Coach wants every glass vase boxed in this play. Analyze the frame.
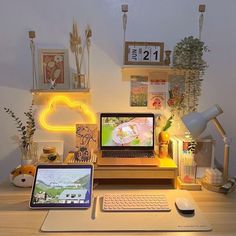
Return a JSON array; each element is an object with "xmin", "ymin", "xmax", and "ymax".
[{"xmin": 20, "ymin": 142, "xmax": 37, "ymax": 166}]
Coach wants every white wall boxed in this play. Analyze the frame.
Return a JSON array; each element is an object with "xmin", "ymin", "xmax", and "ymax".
[{"xmin": 0, "ymin": 0, "xmax": 236, "ymax": 181}]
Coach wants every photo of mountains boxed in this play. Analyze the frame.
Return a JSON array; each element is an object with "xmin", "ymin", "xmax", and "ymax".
[{"xmin": 32, "ymin": 168, "xmax": 91, "ymax": 205}]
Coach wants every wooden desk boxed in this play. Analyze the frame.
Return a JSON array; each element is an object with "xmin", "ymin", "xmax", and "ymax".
[{"xmin": 0, "ymin": 181, "xmax": 236, "ymax": 236}]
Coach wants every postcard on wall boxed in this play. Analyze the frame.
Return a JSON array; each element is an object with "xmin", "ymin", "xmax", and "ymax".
[
  {"xmin": 148, "ymin": 72, "xmax": 168, "ymax": 110},
  {"xmin": 130, "ymin": 75, "xmax": 148, "ymax": 107},
  {"xmin": 148, "ymin": 92, "xmax": 167, "ymax": 110},
  {"xmin": 167, "ymin": 75, "xmax": 185, "ymax": 107},
  {"xmin": 76, "ymin": 124, "xmax": 98, "ymax": 152}
]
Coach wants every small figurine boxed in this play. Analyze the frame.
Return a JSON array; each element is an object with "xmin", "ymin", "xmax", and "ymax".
[{"xmin": 164, "ymin": 50, "xmax": 172, "ymax": 66}]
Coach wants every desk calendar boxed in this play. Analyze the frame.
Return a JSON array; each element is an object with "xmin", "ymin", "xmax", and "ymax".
[{"xmin": 124, "ymin": 41, "xmax": 164, "ymax": 65}]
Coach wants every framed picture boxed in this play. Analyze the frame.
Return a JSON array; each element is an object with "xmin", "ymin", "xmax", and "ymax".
[
  {"xmin": 124, "ymin": 41, "xmax": 164, "ymax": 65},
  {"xmin": 75, "ymin": 124, "xmax": 98, "ymax": 151},
  {"xmin": 194, "ymin": 138, "xmax": 215, "ymax": 178},
  {"xmin": 33, "ymin": 140, "xmax": 64, "ymax": 163},
  {"xmin": 38, "ymin": 49, "xmax": 70, "ymax": 90},
  {"xmin": 63, "ymin": 124, "xmax": 98, "ymax": 163}
]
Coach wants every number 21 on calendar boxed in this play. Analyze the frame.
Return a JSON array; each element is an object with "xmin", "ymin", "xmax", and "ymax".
[{"xmin": 124, "ymin": 42, "xmax": 164, "ymax": 65}]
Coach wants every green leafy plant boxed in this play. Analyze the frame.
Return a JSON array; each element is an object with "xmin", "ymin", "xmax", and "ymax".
[
  {"xmin": 162, "ymin": 115, "xmax": 173, "ymax": 131},
  {"xmin": 4, "ymin": 105, "xmax": 36, "ymax": 158},
  {"xmin": 173, "ymin": 36, "xmax": 209, "ymax": 113},
  {"xmin": 173, "ymin": 36, "xmax": 209, "ymax": 75}
]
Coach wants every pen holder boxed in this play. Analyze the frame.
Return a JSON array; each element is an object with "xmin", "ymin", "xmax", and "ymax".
[{"xmin": 180, "ymin": 157, "xmax": 197, "ymax": 183}]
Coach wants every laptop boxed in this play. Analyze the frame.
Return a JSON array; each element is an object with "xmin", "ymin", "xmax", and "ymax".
[
  {"xmin": 29, "ymin": 164, "xmax": 93, "ymax": 209},
  {"xmin": 97, "ymin": 113, "xmax": 159, "ymax": 166}
]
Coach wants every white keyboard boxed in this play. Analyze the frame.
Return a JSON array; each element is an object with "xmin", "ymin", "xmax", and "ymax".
[{"xmin": 102, "ymin": 194, "xmax": 171, "ymax": 212}]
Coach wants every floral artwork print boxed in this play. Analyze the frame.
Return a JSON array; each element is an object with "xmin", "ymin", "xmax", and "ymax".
[{"xmin": 42, "ymin": 54, "xmax": 65, "ymax": 88}]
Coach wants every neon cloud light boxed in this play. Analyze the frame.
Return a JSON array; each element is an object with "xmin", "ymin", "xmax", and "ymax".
[{"xmin": 39, "ymin": 95, "xmax": 96, "ymax": 132}]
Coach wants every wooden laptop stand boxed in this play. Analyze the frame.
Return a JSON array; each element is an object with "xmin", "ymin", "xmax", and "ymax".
[{"xmin": 94, "ymin": 157, "xmax": 178, "ymax": 188}]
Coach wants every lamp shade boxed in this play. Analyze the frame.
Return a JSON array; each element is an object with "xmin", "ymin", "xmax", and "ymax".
[{"xmin": 182, "ymin": 104, "xmax": 223, "ymax": 138}]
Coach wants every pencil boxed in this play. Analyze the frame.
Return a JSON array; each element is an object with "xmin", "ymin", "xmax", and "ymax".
[{"xmin": 91, "ymin": 196, "xmax": 99, "ymax": 220}]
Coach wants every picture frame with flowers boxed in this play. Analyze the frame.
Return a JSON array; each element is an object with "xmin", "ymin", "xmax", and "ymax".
[{"xmin": 38, "ymin": 49, "xmax": 70, "ymax": 90}]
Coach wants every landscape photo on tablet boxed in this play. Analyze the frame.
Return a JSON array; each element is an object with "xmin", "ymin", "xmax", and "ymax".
[{"xmin": 31, "ymin": 167, "xmax": 92, "ymax": 206}]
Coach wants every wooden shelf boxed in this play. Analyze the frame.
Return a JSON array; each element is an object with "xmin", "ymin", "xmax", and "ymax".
[
  {"xmin": 31, "ymin": 89, "xmax": 91, "ymax": 105},
  {"xmin": 31, "ymin": 88, "xmax": 90, "ymax": 94},
  {"xmin": 122, "ymin": 65, "xmax": 172, "ymax": 69},
  {"xmin": 121, "ymin": 65, "xmax": 185, "ymax": 80}
]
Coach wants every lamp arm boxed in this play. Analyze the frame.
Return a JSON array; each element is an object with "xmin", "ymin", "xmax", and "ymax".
[{"xmin": 212, "ymin": 118, "xmax": 230, "ymax": 181}]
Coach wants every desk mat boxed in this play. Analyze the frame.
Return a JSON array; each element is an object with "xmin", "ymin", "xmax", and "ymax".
[{"xmin": 41, "ymin": 189, "xmax": 212, "ymax": 232}]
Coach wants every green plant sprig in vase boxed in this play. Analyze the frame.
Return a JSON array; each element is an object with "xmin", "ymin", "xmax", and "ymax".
[{"xmin": 4, "ymin": 105, "xmax": 36, "ymax": 163}]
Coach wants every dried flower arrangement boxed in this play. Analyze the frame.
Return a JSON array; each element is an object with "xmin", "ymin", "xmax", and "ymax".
[
  {"xmin": 4, "ymin": 105, "xmax": 36, "ymax": 161},
  {"xmin": 70, "ymin": 21, "xmax": 92, "ymax": 88},
  {"xmin": 173, "ymin": 36, "xmax": 209, "ymax": 113}
]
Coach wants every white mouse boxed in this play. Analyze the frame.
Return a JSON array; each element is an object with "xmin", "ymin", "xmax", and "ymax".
[{"xmin": 175, "ymin": 197, "xmax": 195, "ymax": 214}]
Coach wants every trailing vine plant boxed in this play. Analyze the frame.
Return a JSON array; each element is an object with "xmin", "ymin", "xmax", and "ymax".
[{"xmin": 173, "ymin": 36, "xmax": 209, "ymax": 113}]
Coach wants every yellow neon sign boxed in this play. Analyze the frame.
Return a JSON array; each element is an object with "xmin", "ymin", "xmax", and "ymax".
[{"xmin": 39, "ymin": 95, "xmax": 96, "ymax": 132}]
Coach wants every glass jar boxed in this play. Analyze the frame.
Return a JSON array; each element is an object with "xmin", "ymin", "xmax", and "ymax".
[
  {"xmin": 180, "ymin": 155, "xmax": 197, "ymax": 183},
  {"xmin": 39, "ymin": 146, "xmax": 61, "ymax": 163}
]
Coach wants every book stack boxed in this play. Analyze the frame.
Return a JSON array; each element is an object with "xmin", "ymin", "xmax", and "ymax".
[{"xmin": 168, "ymin": 135, "xmax": 196, "ymax": 174}]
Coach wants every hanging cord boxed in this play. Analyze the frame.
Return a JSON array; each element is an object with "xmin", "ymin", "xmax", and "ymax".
[
  {"xmin": 198, "ymin": 5, "xmax": 206, "ymax": 40},
  {"xmin": 29, "ymin": 31, "xmax": 37, "ymax": 89},
  {"xmin": 122, "ymin": 4, "xmax": 128, "ymax": 63},
  {"xmin": 85, "ymin": 26, "xmax": 92, "ymax": 89},
  {"xmin": 199, "ymin": 13, "xmax": 204, "ymax": 40},
  {"xmin": 123, "ymin": 12, "xmax": 128, "ymax": 43}
]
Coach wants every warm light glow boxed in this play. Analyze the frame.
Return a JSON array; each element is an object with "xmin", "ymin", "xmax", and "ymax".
[{"xmin": 39, "ymin": 95, "xmax": 96, "ymax": 132}]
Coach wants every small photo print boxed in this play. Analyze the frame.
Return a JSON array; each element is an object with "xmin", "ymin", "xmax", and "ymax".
[
  {"xmin": 167, "ymin": 75, "xmax": 185, "ymax": 108},
  {"xmin": 130, "ymin": 76, "xmax": 148, "ymax": 107},
  {"xmin": 148, "ymin": 72, "xmax": 168, "ymax": 110},
  {"xmin": 148, "ymin": 92, "xmax": 166, "ymax": 110}
]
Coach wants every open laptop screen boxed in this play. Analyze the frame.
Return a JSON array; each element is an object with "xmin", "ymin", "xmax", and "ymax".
[
  {"xmin": 30, "ymin": 164, "xmax": 93, "ymax": 209},
  {"xmin": 100, "ymin": 113, "xmax": 154, "ymax": 150}
]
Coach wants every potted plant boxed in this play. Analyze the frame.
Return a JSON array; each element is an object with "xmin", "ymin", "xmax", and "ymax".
[
  {"xmin": 173, "ymin": 36, "xmax": 209, "ymax": 113},
  {"xmin": 4, "ymin": 104, "xmax": 36, "ymax": 165}
]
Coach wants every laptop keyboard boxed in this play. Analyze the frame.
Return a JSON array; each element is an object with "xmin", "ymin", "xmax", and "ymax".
[
  {"xmin": 102, "ymin": 194, "xmax": 171, "ymax": 212},
  {"xmin": 102, "ymin": 150, "xmax": 154, "ymax": 158}
]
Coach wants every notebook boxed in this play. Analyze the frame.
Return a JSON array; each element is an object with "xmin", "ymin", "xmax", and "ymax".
[
  {"xmin": 97, "ymin": 113, "xmax": 159, "ymax": 166},
  {"xmin": 29, "ymin": 164, "xmax": 93, "ymax": 209}
]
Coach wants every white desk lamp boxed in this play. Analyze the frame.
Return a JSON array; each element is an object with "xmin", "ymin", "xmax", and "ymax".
[{"xmin": 182, "ymin": 105, "xmax": 231, "ymax": 190}]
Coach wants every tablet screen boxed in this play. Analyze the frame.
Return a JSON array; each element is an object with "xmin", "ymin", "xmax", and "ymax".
[{"xmin": 30, "ymin": 164, "xmax": 93, "ymax": 209}]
